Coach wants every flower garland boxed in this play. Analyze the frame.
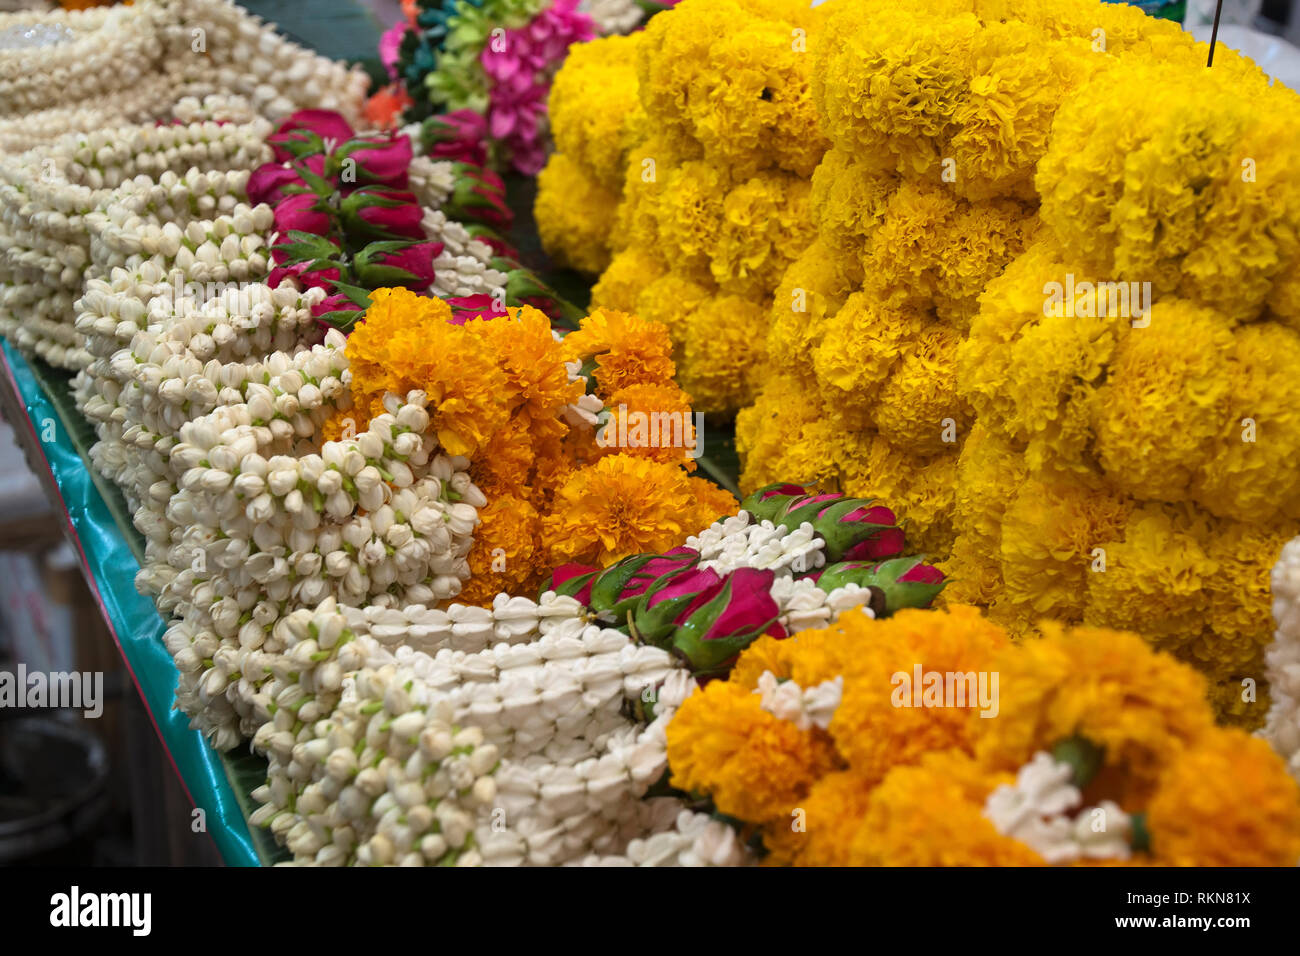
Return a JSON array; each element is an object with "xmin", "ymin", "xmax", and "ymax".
[
  {"xmin": 665, "ymin": 605, "xmax": 1300, "ymax": 866},
  {"xmin": 538, "ymin": 0, "xmax": 1300, "ymax": 725}
]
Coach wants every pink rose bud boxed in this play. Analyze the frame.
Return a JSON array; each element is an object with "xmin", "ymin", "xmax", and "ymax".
[
  {"xmin": 545, "ymin": 563, "xmax": 601, "ymax": 605},
  {"xmin": 628, "ymin": 566, "xmax": 724, "ymax": 643},
  {"xmin": 273, "ymin": 193, "xmax": 333, "ymax": 237},
  {"xmin": 740, "ymin": 483, "xmax": 809, "ymax": 521},
  {"xmin": 335, "ymin": 134, "xmax": 412, "ymax": 189},
  {"xmin": 353, "ymin": 240, "xmax": 442, "ymax": 291},
  {"xmin": 268, "ymin": 109, "xmax": 356, "ymax": 162},
  {"xmin": 446, "ymin": 294, "xmax": 507, "ymax": 325},
  {"xmin": 421, "ymin": 109, "xmax": 489, "ymax": 167},
  {"xmin": 669, "ymin": 568, "xmax": 785, "ymax": 674},
  {"xmin": 340, "ymin": 186, "xmax": 426, "ymax": 240},
  {"xmin": 247, "ymin": 156, "xmax": 324, "ymax": 207},
  {"xmin": 268, "ymin": 259, "xmax": 342, "ymax": 293}
]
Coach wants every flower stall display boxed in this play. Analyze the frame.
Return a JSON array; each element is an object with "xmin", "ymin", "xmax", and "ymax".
[
  {"xmin": 538, "ymin": 0, "xmax": 1300, "ymax": 726},
  {"xmin": 366, "ymin": 0, "xmax": 671, "ymax": 173}
]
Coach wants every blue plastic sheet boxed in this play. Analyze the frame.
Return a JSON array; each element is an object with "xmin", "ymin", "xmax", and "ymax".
[{"xmin": 1, "ymin": 341, "xmax": 259, "ymax": 866}]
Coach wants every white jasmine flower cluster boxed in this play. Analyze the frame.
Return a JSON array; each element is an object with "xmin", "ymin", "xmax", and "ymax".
[
  {"xmin": 983, "ymin": 752, "xmax": 1132, "ymax": 864},
  {"xmin": 421, "ymin": 208, "xmax": 509, "ymax": 300},
  {"xmin": 406, "ymin": 154, "xmax": 456, "ymax": 211},
  {"xmin": 1263, "ymin": 536, "xmax": 1300, "ymax": 782},
  {"xmin": 575, "ymin": 805, "xmax": 750, "ymax": 867},
  {"xmin": 768, "ymin": 573, "xmax": 874, "ymax": 633},
  {"xmin": 754, "ymin": 671, "xmax": 842, "ymax": 732},
  {"xmin": 686, "ymin": 509, "xmax": 826, "ymax": 576}
]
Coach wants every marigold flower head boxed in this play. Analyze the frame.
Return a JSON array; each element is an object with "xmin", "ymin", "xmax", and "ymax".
[
  {"xmin": 1146, "ymin": 728, "xmax": 1300, "ymax": 866},
  {"xmin": 590, "ymin": 247, "xmax": 666, "ymax": 313},
  {"xmin": 540, "ymin": 453, "xmax": 734, "ymax": 567},
  {"xmin": 666, "ymin": 678, "xmax": 841, "ymax": 825},
  {"xmin": 975, "ymin": 622, "xmax": 1214, "ymax": 806},
  {"xmin": 534, "ymin": 153, "xmax": 618, "ymax": 274},
  {"xmin": 560, "ymin": 308, "xmax": 676, "ymax": 401}
]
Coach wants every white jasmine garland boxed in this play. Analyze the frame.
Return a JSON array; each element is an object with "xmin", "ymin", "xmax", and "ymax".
[
  {"xmin": 754, "ymin": 671, "xmax": 842, "ymax": 731},
  {"xmin": 983, "ymin": 752, "xmax": 1132, "ymax": 864}
]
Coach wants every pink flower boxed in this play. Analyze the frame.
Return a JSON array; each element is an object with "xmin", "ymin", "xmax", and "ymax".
[
  {"xmin": 379, "ymin": 20, "xmax": 410, "ymax": 81},
  {"xmin": 340, "ymin": 186, "xmax": 426, "ymax": 240},
  {"xmin": 547, "ymin": 563, "xmax": 601, "ymax": 605},
  {"xmin": 268, "ymin": 110, "xmax": 355, "ymax": 162},
  {"xmin": 268, "ymin": 259, "xmax": 342, "ymax": 292},
  {"xmin": 353, "ymin": 239, "xmax": 443, "ymax": 291},
  {"xmin": 667, "ymin": 568, "xmax": 785, "ymax": 673},
  {"xmin": 424, "ymin": 109, "xmax": 489, "ymax": 166},
  {"xmin": 247, "ymin": 155, "xmax": 327, "ymax": 206},
  {"xmin": 273, "ymin": 193, "xmax": 333, "ymax": 236},
  {"xmin": 445, "ymin": 294, "xmax": 507, "ymax": 325},
  {"xmin": 337, "ymin": 134, "xmax": 412, "ymax": 189}
]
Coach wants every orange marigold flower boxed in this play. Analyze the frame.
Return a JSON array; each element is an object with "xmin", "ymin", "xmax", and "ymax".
[
  {"xmin": 540, "ymin": 454, "xmax": 724, "ymax": 566},
  {"xmin": 560, "ymin": 308, "xmax": 676, "ymax": 399},
  {"xmin": 853, "ymin": 751, "xmax": 1044, "ymax": 866},
  {"xmin": 456, "ymin": 495, "xmax": 543, "ymax": 606},
  {"xmin": 975, "ymin": 622, "xmax": 1214, "ymax": 806},
  {"xmin": 346, "ymin": 288, "xmax": 509, "ymax": 457},
  {"xmin": 1146, "ymin": 728, "xmax": 1300, "ymax": 866},
  {"xmin": 666, "ymin": 678, "xmax": 842, "ymax": 825},
  {"xmin": 478, "ymin": 307, "xmax": 584, "ymax": 441},
  {"xmin": 762, "ymin": 770, "xmax": 877, "ymax": 866},
  {"xmin": 603, "ymin": 382, "xmax": 699, "ymax": 470}
]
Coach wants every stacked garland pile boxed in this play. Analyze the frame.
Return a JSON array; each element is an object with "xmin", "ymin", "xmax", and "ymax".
[{"xmin": 539, "ymin": 0, "xmax": 1300, "ymax": 725}]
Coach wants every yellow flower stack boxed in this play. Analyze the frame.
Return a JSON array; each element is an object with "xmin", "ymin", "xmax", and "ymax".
[
  {"xmin": 538, "ymin": 0, "xmax": 1300, "ymax": 725},
  {"xmin": 537, "ymin": 0, "xmax": 827, "ymax": 414}
]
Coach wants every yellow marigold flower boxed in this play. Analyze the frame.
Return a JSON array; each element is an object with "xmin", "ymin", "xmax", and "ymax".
[
  {"xmin": 677, "ymin": 294, "xmax": 768, "ymax": 415},
  {"xmin": 613, "ymin": 134, "xmax": 681, "ymax": 253},
  {"xmin": 456, "ymin": 495, "xmax": 542, "ymax": 607},
  {"xmin": 534, "ymin": 153, "xmax": 618, "ymax": 275},
  {"xmin": 813, "ymin": 3, "xmax": 981, "ymax": 177},
  {"xmin": 812, "ymin": 292, "xmax": 926, "ymax": 411},
  {"xmin": 636, "ymin": 0, "xmax": 826, "ymax": 179},
  {"xmin": 1083, "ymin": 503, "xmax": 1219, "ymax": 663},
  {"xmin": 853, "ymin": 750, "xmax": 1042, "ymax": 866},
  {"xmin": 998, "ymin": 477, "xmax": 1132, "ymax": 625},
  {"xmin": 1093, "ymin": 300, "xmax": 1233, "ymax": 508},
  {"xmin": 1197, "ymin": 519, "xmax": 1290, "ymax": 685},
  {"xmin": 932, "ymin": 198, "xmax": 1039, "ymax": 329},
  {"xmin": 548, "ymin": 33, "xmax": 646, "ymax": 191},
  {"xmin": 603, "ymin": 382, "xmax": 698, "ymax": 471},
  {"xmin": 766, "ymin": 239, "xmax": 857, "ymax": 374},
  {"xmin": 808, "ymin": 149, "xmax": 895, "ymax": 281},
  {"xmin": 975, "ymin": 622, "xmax": 1214, "ymax": 806},
  {"xmin": 762, "ymin": 770, "xmax": 876, "ymax": 867},
  {"xmin": 870, "ymin": 324, "xmax": 971, "ymax": 457},
  {"xmin": 735, "ymin": 373, "xmax": 840, "ymax": 493},
  {"xmin": 540, "ymin": 453, "xmax": 725, "ymax": 566},
  {"xmin": 1194, "ymin": 322, "xmax": 1300, "ymax": 523},
  {"xmin": 687, "ymin": 474, "xmax": 740, "ymax": 525},
  {"xmin": 560, "ymin": 308, "xmax": 676, "ymax": 401},
  {"xmin": 633, "ymin": 272, "xmax": 716, "ymax": 356},
  {"xmin": 709, "ymin": 172, "xmax": 815, "ymax": 300},
  {"xmin": 1037, "ymin": 60, "xmax": 1299, "ymax": 323},
  {"xmin": 860, "ymin": 180, "xmax": 962, "ymax": 312},
  {"xmin": 1146, "ymin": 728, "xmax": 1300, "ymax": 866},
  {"xmin": 729, "ymin": 633, "xmax": 797, "ymax": 690},
  {"xmin": 590, "ymin": 247, "xmax": 666, "ymax": 313},
  {"xmin": 818, "ymin": 606, "xmax": 1009, "ymax": 783},
  {"xmin": 345, "ymin": 288, "xmax": 508, "ymax": 458},
  {"xmin": 666, "ymin": 677, "xmax": 841, "ymax": 826},
  {"xmin": 653, "ymin": 160, "xmax": 729, "ymax": 282}
]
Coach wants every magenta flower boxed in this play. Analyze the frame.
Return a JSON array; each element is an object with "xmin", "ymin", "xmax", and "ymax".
[
  {"xmin": 445, "ymin": 294, "xmax": 507, "ymax": 325},
  {"xmin": 353, "ymin": 239, "xmax": 443, "ymax": 291},
  {"xmin": 668, "ymin": 568, "xmax": 785, "ymax": 672},
  {"xmin": 379, "ymin": 20, "xmax": 410, "ymax": 81},
  {"xmin": 268, "ymin": 259, "xmax": 342, "ymax": 293},
  {"xmin": 336, "ymin": 134, "xmax": 412, "ymax": 189},
  {"xmin": 424, "ymin": 109, "xmax": 489, "ymax": 166},
  {"xmin": 340, "ymin": 186, "xmax": 425, "ymax": 240},
  {"xmin": 273, "ymin": 193, "xmax": 333, "ymax": 236},
  {"xmin": 546, "ymin": 563, "xmax": 601, "ymax": 605},
  {"xmin": 268, "ymin": 110, "xmax": 355, "ymax": 162}
]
